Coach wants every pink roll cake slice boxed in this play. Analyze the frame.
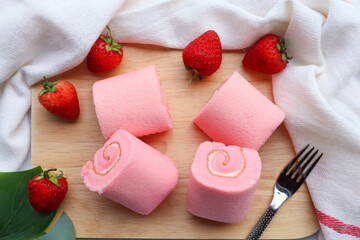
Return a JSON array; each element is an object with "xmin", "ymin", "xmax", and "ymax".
[
  {"xmin": 186, "ymin": 141, "xmax": 261, "ymax": 223},
  {"xmin": 93, "ymin": 65, "xmax": 172, "ymax": 140},
  {"xmin": 193, "ymin": 71, "xmax": 285, "ymax": 150},
  {"xmin": 81, "ymin": 129, "xmax": 178, "ymax": 215}
]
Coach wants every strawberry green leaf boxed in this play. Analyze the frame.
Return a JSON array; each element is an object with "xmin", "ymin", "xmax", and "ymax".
[
  {"xmin": 105, "ymin": 45, "xmax": 111, "ymax": 53},
  {"xmin": 112, "ymin": 48, "xmax": 121, "ymax": 54},
  {"xmin": 38, "ymin": 89, "xmax": 48, "ymax": 97},
  {"xmin": 55, "ymin": 171, "xmax": 64, "ymax": 180},
  {"xmin": 48, "ymin": 177, "xmax": 60, "ymax": 187},
  {"xmin": 184, "ymin": 65, "xmax": 192, "ymax": 71},
  {"xmin": 35, "ymin": 175, "xmax": 44, "ymax": 181},
  {"xmin": 0, "ymin": 166, "xmax": 56, "ymax": 240},
  {"xmin": 39, "ymin": 77, "xmax": 57, "ymax": 97},
  {"xmin": 277, "ymin": 38, "xmax": 293, "ymax": 62},
  {"xmin": 276, "ymin": 43, "xmax": 281, "ymax": 51},
  {"xmin": 100, "ymin": 36, "xmax": 108, "ymax": 43},
  {"xmin": 189, "ymin": 71, "xmax": 195, "ymax": 84}
]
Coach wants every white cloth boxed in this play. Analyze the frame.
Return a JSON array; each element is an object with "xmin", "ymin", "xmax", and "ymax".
[{"xmin": 0, "ymin": 0, "xmax": 359, "ymax": 239}]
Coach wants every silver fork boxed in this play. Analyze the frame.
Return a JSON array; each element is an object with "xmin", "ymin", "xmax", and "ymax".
[{"xmin": 246, "ymin": 144, "xmax": 323, "ymax": 240}]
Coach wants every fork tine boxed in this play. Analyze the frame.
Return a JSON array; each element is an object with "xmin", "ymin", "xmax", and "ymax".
[
  {"xmin": 303, "ymin": 153, "xmax": 323, "ymax": 179},
  {"xmin": 288, "ymin": 147, "xmax": 315, "ymax": 176},
  {"xmin": 293, "ymin": 149, "xmax": 319, "ymax": 179},
  {"xmin": 282, "ymin": 144, "xmax": 310, "ymax": 174},
  {"xmin": 246, "ymin": 145, "xmax": 323, "ymax": 240}
]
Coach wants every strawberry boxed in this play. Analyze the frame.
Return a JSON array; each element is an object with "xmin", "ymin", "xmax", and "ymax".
[
  {"xmin": 28, "ymin": 168, "xmax": 68, "ymax": 213},
  {"xmin": 38, "ymin": 77, "xmax": 80, "ymax": 120},
  {"xmin": 87, "ymin": 26, "xmax": 124, "ymax": 73},
  {"xmin": 242, "ymin": 34, "xmax": 292, "ymax": 74},
  {"xmin": 183, "ymin": 30, "xmax": 222, "ymax": 84}
]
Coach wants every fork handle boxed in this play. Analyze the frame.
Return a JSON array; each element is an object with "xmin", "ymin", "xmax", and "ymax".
[{"xmin": 245, "ymin": 207, "xmax": 277, "ymax": 240}]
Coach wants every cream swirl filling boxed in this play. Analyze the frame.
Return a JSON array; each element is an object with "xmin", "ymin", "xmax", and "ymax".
[
  {"xmin": 207, "ymin": 148, "xmax": 246, "ymax": 178},
  {"xmin": 92, "ymin": 142, "xmax": 121, "ymax": 176}
]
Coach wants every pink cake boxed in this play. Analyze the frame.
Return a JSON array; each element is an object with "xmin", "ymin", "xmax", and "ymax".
[
  {"xmin": 81, "ymin": 129, "xmax": 178, "ymax": 215},
  {"xmin": 193, "ymin": 71, "xmax": 285, "ymax": 150},
  {"xmin": 186, "ymin": 141, "xmax": 261, "ymax": 223},
  {"xmin": 93, "ymin": 65, "xmax": 172, "ymax": 140}
]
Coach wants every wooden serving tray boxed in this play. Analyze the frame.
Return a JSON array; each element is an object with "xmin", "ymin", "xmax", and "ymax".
[{"xmin": 31, "ymin": 44, "xmax": 319, "ymax": 239}]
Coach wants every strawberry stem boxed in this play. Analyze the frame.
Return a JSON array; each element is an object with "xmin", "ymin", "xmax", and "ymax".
[
  {"xmin": 39, "ymin": 77, "xmax": 58, "ymax": 97},
  {"xmin": 37, "ymin": 168, "xmax": 63, "ymax": 187},
  {"xmin": 44, "ymin": 168, "xmax": 58, "ymax": 179},
  {"xmin": 100, "ymin": 26, "xmax": 123, "ymax": 55},
  {"xmin": 106, "ymin": 26, "xmax": 113, "ymax": 46}
]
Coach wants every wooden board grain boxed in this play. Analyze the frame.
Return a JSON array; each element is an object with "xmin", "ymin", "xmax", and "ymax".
[{"xmin": 31, "ymin": 44, "xmax": 319, "ymax": 239}]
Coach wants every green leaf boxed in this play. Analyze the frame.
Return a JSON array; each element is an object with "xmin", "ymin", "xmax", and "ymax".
[
  {"xmin": 48, "ymin": 178, "xmax": 60, "ymax": 187},
  {"xmin": 276, "ymin": 43, "xmax": 281, "ymax": 51},
  {"xmin": 35, "ymin": 176, "xmax": 44, "ymax": 181},
  {"xmin": 184, "ymin": 64, "xmax": 192, "ymax": 71},
  {"xmin": 114, "ymin": 44, "xmax": 123, "ymax": 49},
  {"xmin": 37, "ymin": 212, "xmax": 75, "ymax": 240},
  {"xmin": 38, "ymin": 89, "xmax": 48, "ymax": 97},
  {"xmin": 100, "ymin": 36, "xmax": 107, "ymax": 43},
  {"xmin": 0, "ymin": 166, "xmax": 56, "ymax": 240},
  {"xmin": 55, "ymin": 171, "xmax": 64, "ymax": 180},
  {"xmin": 105, "ymin": 45, "xmax": 111, "ymax": 53}
]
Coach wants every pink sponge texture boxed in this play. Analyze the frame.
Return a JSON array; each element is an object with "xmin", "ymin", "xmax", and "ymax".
[
  {"xmin": 186, "ymin": 141, "xmax": 261, "ymax": 223},
  {"xmin": 93, "ymin": 65, "xmax": 172, "ymax": 140},
  {"xmin": 194, "ymin": 71, "xmax": 285, "ymax": 150},
  {"xmin": 81, "ymin": 129, "xmax": 178, "ymax": 215}
]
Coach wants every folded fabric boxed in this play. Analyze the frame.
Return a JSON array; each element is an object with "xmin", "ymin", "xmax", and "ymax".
[
  {"xmin": 93, "ymin": 65, "xmax": 172, "ymax": 139},
  {"xmin": 187, "ymin": 141, "xmax": 261, "ymax": 223},
  {"xmin": 0, "ymin": 0, "xmax": 126, "ymax": 171},
  {"xmin": 194, "ymin": 71, "xmax": 285, "ymax": 150},
  {"xmin": 81, "ymin": 129, "xmax": 178, "ymax": 215}
]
